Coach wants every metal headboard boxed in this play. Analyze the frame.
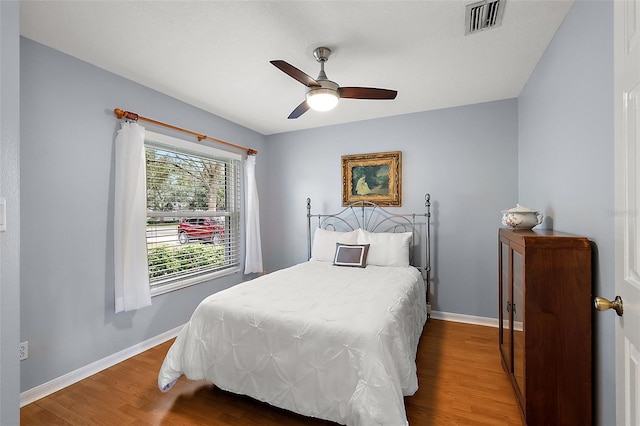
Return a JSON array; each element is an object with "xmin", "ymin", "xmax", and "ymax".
[{"xmin": 306, "ymin": 194, "xmax": 432, "ymax": 318}]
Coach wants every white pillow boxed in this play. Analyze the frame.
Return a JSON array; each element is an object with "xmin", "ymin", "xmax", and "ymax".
[
  {"xmin": 357, "ymin": 229, "xmax": 412, "ymax": 267},
  {"xmin": 311, "ymin": 228, "xmax": 360, "ymax": 262}
]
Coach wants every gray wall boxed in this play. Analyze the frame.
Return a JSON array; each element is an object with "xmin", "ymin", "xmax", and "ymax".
[
  {"xmin": 263, "ymin": 100, "xmax": 519, "ymax": 318},
  {"xmin": 518, "ymin": 0, "xmax": 614, "ymax": 424},
  {"xmin": 19, "ymin": 37, "xmax": 266, "ymax": 392},
  {"xmin": 1, "ymin": 1, "xmax": 21, "ymax": 424}
]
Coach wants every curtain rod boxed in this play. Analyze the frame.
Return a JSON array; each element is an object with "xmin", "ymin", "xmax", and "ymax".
[{"xmin": 113, "ymin": 108, "xmax": 258, "ymax": 156}]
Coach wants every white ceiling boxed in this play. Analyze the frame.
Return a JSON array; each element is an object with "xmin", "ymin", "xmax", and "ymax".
[{"xmin": 19, "ymin": 0, "xmax": 573, "ymax": 136}]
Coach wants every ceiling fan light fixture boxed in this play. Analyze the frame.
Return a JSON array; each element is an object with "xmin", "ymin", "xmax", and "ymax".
[
  {"xmin": 271, "ymin": 47, "xmax": 397, "ymax": 119},
  {"xmin": 306, "ymin": 88, "xmax": 339, "ymax": 111}
]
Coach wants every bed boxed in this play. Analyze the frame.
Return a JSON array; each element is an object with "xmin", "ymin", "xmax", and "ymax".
[{"xmin": 158, "ymin": 195, "xmax": 432, "ymax": 426}]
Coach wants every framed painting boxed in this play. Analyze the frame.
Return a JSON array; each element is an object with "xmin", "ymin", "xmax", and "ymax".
[{"xmin": 342, "ymin": 151, "xmax": 402, "ymax": 206}]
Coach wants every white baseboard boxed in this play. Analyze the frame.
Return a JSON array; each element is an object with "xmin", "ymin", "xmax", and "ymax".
[
  {"xmin": 20, "ymin": 324, "xmax": 184, "ymax": 407},
  {"xmin": 20, "ymin": 311, "xmax": 497, "ymax": 407},
  {"xmin": 430, "ymin": 310, "xmax": 498, "ymax": 328}
]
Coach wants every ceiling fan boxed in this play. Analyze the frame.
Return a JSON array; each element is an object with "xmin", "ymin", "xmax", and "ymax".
[{"xmin": 270, "ymin": 47, "xmax": 398, "ymax": 119}]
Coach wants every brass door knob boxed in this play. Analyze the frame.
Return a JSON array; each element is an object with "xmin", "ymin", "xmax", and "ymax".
[{"xmin": 594, "ymin": 295, "xmax": 624, "ymax": 316}]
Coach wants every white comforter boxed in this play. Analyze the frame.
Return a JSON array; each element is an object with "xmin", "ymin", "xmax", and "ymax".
[{"xmin": 158, "ymin": 260, "xmax": 427, "ymax": 426}]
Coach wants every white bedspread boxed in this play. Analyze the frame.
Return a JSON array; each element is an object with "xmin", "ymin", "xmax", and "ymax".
[{"xmin": 158, "ymin": 260, "xmax": 427, "ymax": 426}]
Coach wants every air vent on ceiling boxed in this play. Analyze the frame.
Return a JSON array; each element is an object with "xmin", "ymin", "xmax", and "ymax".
[{"xmin": 465, "ymin": 0, "xmax": 505, "ymax": 35}]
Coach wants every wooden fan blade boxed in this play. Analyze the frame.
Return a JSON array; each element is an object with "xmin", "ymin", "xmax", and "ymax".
[
  {"xmin": 288, "ymin": 100, "xmax": 310, "ymax": 119},
  {"xmin": 338, "ymin": 87, "xmax": 398, "ymax": 100},
  {"xmin": 271, "ymin": 60, "xmax": 321, "ymax": 88}
]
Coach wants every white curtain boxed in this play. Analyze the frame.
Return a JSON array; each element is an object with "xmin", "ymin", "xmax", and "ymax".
[
  {"xmin": 244, "ymin": 155, "xmax": 263, "ymax": 273},
  {"xmin": 114, "ymin": 122, "xmax": 152, "ymax": 312}
]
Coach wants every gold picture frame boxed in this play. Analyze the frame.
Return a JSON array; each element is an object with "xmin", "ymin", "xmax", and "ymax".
[{"xmin": 342, "ymin": 151, "xmax": 402, "ymax": 206}]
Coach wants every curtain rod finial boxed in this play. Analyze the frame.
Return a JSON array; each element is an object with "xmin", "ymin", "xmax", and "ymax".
[
  {"xmin": 114, "ymin": 108, "xmax": 138, "ymax": 121},
  {"xmin": 248, "ymin": 149, "xmax": 258, "ymax": 156}
]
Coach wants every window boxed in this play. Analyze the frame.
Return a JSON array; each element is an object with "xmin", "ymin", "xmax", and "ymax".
[{"xmin": 144, "ymin": 132, "xmax": 242, "ymax": 295}]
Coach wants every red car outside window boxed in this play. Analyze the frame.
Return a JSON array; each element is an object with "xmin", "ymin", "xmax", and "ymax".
[{"xmin": 178, "ymin": 218, "xmax": 225, "ymax": 245}]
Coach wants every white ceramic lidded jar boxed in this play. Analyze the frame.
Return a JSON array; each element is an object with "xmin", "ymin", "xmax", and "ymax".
[{"xmin": 501, "ymin": 204, "xmax": 543, "ymax": 230}]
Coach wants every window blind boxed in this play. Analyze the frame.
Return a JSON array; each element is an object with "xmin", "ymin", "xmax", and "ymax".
[{"xmin": 144, "ymin": 133, "xmax": 241, "ymax": 294}]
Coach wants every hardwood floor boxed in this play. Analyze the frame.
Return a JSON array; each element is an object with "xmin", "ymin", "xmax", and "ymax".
[{"xmin": 21, "ymin": 320, "xmax": 523, "ymax": 426}]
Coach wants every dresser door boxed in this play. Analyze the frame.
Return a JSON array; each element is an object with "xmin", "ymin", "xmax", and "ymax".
[
  {"xmin": 499, "ymin": 241, "xmax": 512, "ymax": 370},
  {"xmin": 512, "ymin": 247, "xmax": 525, "ymax": 400}
]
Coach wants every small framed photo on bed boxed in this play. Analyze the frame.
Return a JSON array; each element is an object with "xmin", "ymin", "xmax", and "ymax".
[{"xmin": 341, "ymin": 151, "xmax": 402, "ymax": 206}]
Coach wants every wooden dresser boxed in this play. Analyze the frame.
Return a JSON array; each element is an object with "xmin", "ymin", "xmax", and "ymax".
[{"xmin": 498, "ymin": 228, "xmax": 592, "ymax": 426}]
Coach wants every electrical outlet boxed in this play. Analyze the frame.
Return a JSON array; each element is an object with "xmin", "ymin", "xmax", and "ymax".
[{"xmin": 19, "ymin": 341, "xmax": 28, "ymax": 360}]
